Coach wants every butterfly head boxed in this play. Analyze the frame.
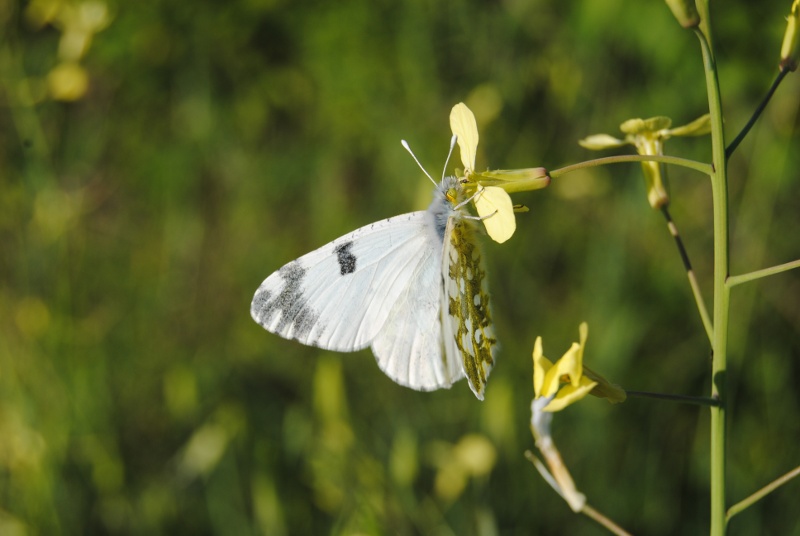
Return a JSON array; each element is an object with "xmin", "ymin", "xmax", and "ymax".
[{"xmin": 442, "ymin": 176, "xmax": 462, "ymax": 206}]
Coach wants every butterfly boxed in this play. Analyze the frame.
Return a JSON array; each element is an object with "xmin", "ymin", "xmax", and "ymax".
[{"xmin": 250, "ymin": 139, "xmax": 496, "ymax": 400}]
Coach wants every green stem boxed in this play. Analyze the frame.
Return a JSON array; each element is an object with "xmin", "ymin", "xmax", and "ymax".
[
  {"xmin": 625, "ymin": 390, "xmax": 720, "ymax": 407},
  {"xmin": 726, "ymin": 465, "xmax": 800, "ymax": 522},
  {"xmin": 694, "ymin": 15, "xmax": 730, "ymax": 536},
  {"xmin": 726, "ymin": 259, "xmax": 800, "ymax": 288},
  {"xmin": 726, "ymin": 69, "xmax": 789, "ymax": 158},
  {"xmin": 550, "ymin": 154, "xmax": 713, "ymax": 178}
]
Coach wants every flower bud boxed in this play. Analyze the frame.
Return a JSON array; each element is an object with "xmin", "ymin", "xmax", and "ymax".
[
  {"xmin": 781, "ymin": 0, "xmax": 800, "ymax": 71},
  {"xmin": 665, "ymin": 0, "xmax": 700, "ymax": 29}
]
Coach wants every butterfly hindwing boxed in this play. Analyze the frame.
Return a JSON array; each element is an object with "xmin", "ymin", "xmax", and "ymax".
[
  {"xmin": 440, "ymin": 215, "xmax": 496, "ymax": 400},
  {"xmin": 370, "ymin": 245, "xmax": 463, "ymax": 391}
]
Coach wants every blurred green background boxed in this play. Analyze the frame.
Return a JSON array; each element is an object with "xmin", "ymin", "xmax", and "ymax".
[{"xmin": 2, "ymin": 0, "xmax": 799, "ymax": 534}]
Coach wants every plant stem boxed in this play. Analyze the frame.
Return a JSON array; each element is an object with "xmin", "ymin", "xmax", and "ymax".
[
  {"xmin": 725, "ymin": 69, "xmax": 789, "ymax": 158},
  {"xmin": 550, "ymin": 154, "xmax": 713, "ymax": 178},
  {"xmin": 694, "ymin": 10, "xmax": 730, "ymax": 535},
  {"xmin": 625, "ymin": 390, "xmax": 720, "ymax": 407}
]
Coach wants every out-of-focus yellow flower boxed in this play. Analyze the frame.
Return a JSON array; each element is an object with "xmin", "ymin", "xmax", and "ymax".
[
  {"xmin": 26, "ymin": 0, "xmax": 111, "ymax": 102},
  {"xmin": 47, "ymin": 61, "xmax": 89, "ymax": 101},
  {"xmin": 430, "ymin": 434, "xmax": 497, "ymax": 502},
  {"xmin": 449, "ymin": 103, "xmax": 550, "ymax": 243},
  {"xmin": 579, "ymin": 114, "xmax": 710, "ymax": 209}
]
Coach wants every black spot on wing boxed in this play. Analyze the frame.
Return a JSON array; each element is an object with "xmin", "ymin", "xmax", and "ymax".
[
  {"xmin": 334, "ymin": 241, "xmax": 357, "ymax": 275},
  {"xmin": 251, "ymin": 261, "xmax": 320, "ymax": 341}
]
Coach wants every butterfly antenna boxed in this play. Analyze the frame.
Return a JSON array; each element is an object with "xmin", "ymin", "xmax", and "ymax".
[
  {"xmin": 442, "ymin": 134, "xmax": 457, "ymax": 181},
  {"xmin": 401, "ymin": 140, "xmax": 437, "ymax": 187}
]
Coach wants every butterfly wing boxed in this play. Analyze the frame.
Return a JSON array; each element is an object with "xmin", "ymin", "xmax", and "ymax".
[
  {"xmin": 251, "ymin": 211, "xmax": 459, "ymax": 390},
  {"xmin": 440, "ymin": 216, "xmax": 497, "ymax": 400},
  {"xmin": 369, "ymin": 241, "xmax": 464, "ymax": 391}
]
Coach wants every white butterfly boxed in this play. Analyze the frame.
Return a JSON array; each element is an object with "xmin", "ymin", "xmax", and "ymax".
[{"xmin": 250, "ymin": 141, "xmax": 496, "ymax": 400}]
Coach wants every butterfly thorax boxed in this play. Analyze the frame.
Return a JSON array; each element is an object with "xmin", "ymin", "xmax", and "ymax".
[{"xmin": 429, "ymin": 176, "xmax": 471, "ymax": 241}]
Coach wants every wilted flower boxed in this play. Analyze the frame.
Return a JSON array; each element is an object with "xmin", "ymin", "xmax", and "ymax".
[{"xmin": 580, "ymin": 114, "xmax": 711, "ymax": 208}]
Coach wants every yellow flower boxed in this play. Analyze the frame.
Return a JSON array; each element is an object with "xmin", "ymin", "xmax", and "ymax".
[
  {"xmin": 532, "ymin": 322, "xmax": 626, "ymax": 412},
  {"xmin": 449, "ymin": 103, "xmax": 550, "ymax": 243},
  {"xmin": 528, "ymin": 323, "xmax": 625, "ymax": 513},
  {"xmin": 532, "ymin": 322, "xmax": 598, "ymax": 412},
  {"xmin": 579, "ymin": 114, "xmax": 710, "ymax": 209}
]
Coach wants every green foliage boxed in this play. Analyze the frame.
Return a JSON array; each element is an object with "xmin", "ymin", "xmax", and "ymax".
[{"xmin": 1, "ymin": 0, "xmax": 798, "ymax": 534}]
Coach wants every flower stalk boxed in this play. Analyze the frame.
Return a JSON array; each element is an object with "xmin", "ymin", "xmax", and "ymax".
[{"xmin": 692, "ymin": 9, "xmax": 730, "ymax": 533}]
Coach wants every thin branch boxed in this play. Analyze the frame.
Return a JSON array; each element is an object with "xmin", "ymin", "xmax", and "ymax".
[
  {"xmin": 726, "ymin": 259, "xmax": 800, "ymax": 288},
  {"xmin": 525, "ymin": 451, "xmax": 633, "ymax": 536},
  {"xmin": 661, "ymin": 206, "xmax": 713, "ymax": 343},
  {"xmin": 582, "ymin": 504, "xmax": 634, "ymax": 536},
  {"xmin": 725, "ymin": 69, "xmax": 790, "ymax": 158},
  {"xmin": 550, "ymin": 154, "xmax": 713, "ymax": 178},
  {"xmin": 727, "ymin": 465, "xmax": 800, "ymax": 523},
  {"xmin": 626, "ymin": 390, "xmax": 720, "ymax": 408}
]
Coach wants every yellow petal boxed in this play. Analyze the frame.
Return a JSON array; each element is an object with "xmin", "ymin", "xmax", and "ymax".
[
  {"xmin": 450, "ymin": 103, "xmax": 478, "ymax": 171},
  {"xmin": 548, "ymin": 342, "xmax": 583, "ymax": 388},
  {"xmin": 474, "ymin": 186, "xmax": 515, "ymax": 243},
  {"xmin": 532, "ymin": 336, "xmax": 553, "ymax": 398},
  {"xmin": 544, "ymin": 379, "xmax": 598, "ymax": 412},
  {"xmin": 540, "ymin": 357, "xmax": 566, "ymax": 400},
  {"xmin": 578, "ymin": 134, "xmax": 628, "ymax": 150},
  {"xmin": 668, "ymin": 114, "xmax": 711, "ymax": 137},
  {"xmin": 620, "ymin": 116, "xmax": 672, "ymax": 134},
  {"xmin": 577, "ymin": 322, "xmax": 588, "ymax": 371}
]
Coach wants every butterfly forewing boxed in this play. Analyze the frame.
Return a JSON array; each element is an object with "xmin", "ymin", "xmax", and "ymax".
[
  {"xmin": 251, "ymin": 212, "xmax": 437, "ymax": 352},
  {"xmin": 440, "ymin": 216, "xmax": 496, "ymax": 400}
]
